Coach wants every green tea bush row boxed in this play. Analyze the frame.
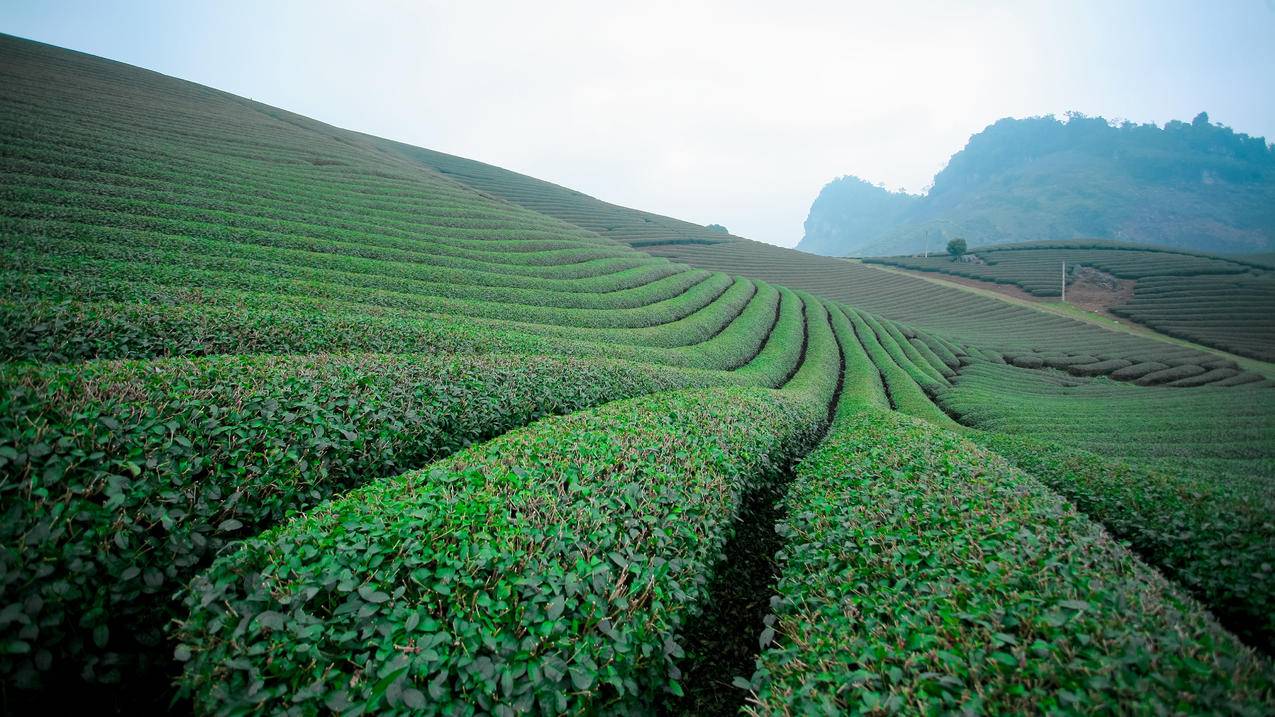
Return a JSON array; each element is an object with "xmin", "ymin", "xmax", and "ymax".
[
  {"xmin": 1067, "ymin": 357, "xmax": 1132, "ymax": 376},
  {"xmin": 4, "ymin": 221, "xmax": 703, "ymax": 309},
  {"xmin": 1134, "ymin": 363, "xmax": 1205, "ymax": 386},
  {"xmin": 880, "ymin": 316, "xmax": 948, "ymax": 386},
  {"xmin": 0, "ymin": 266, "xmax": 756, "ymax": 357},
  {"xmin": 777, "ymin": 293, "xmax": 841, "ymax": 400},
  {"xmin": 1, "ymin": 185, "xmax": 641, "ymax": 266},
  {"xmin": 0, "ymin": 353, "xmax": 727, "ymax": 687},
  {"xmin": 913, "ymin": 329, "xmax": 962, "ymax": 370},
  {"xmin": 747, "ymin": 408, "xmax": 1275, "ymax": 714},
  {"xmin": 827, "ymin": 304, "xmax": 889, "ymax": 412},
  {"xmin": 721, "ymin": 286, "xmax": 802, "ymax": 382},
  {"xmin": 0, "ymin": 299, "xmax": 556, "ymax": 365},
  {"xmin": 937, "ymin": 362, "xmax": 1274, "ymax": 480},
  {"xmin": 0, "ymin": 131, "xmax": 614, "ymax": 242},
  {"xmin": 0, "ymin": 162, "xmax": 618, "ymax": 250},
  {"xmin": 969, "ymin": 431, "xmax": 1275, "ymax": 653},
  {"xmin": 176, "ymin": 386, "xmax": 828, "ymax": 715},
  {"xmin": 1169, "ymin": 367, "xmax": 1240, "ymax": 387},
  {"xmin": 1, "ymin": 248, "xmax": 737, "ymax": 331},
  {"xmin": 908, "ymin": 337, "xmax": 956, "ymax": 378},
  {"xmin": 3, "ymin": 214, "xmax": 687, "ymax": 294},
  {"xmin": 1109, "ymin": 361, "xmax": 1169, "ymax": 380},
  {"xmin": 0, "ymin": 292, "xmax": 783, "ymax": 374},
  {"xmin": 0, "ymin": 199, "xmax": 652, "ymax": 281},
  {"xmin": 840, "ymin": 307, "xmax": 959, "ymax": 428},
  {"xmin": 858, "ymin": 312, "xmax": 948, "ymax": 391}
]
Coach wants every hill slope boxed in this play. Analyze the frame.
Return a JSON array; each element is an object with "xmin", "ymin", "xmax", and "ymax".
[
  {"xmin": 799, "ymin": 113, "xmax": 1275, "ymax": 256},
  {"xmin": 377, "ymin": 124, "xmax": 1263, "ymax": 374},
  {"xmin": 867, "ymin": 240, "xmax": 1275, "ymax": 361}
]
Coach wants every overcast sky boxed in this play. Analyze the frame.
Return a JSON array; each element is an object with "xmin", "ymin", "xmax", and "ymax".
[{"xmin": 4, "ymin": 1, "xmax": 1274, "ymax": 247}]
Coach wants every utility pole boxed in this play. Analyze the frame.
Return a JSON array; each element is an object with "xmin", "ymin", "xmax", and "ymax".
[
  {"xmin": 923, "ymin": 229, "xmax": 929, "ymax": 258},
  {"xmin": 1061, "ymin": 260, "xmax": 1066, "ymax": 302}
]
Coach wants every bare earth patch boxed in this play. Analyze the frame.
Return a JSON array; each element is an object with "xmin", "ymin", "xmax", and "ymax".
[{"xmin": 1068, "ymin": 266, "xmax": 1136, "ymax": 316}]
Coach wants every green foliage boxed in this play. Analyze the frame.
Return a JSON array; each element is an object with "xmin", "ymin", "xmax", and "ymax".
[
  {"xmin": 749, "ymin": 408, "xmax": 1275, "ymax": 714},
  {"xmin": 1113, "ymin": 273, "xmax": 1275, "ymax": 362},
  {"xmin": 0, "ymin": 353, "xmax": 725, "ymax": 687},
  {"xmin": 946, "ymin": 237, "xmax": 967, "ymax": 257},
  {"xmin": 939, "ymin": 362, "xmax": 1274, "ymax": 480},
  {"xmin": 970, "ymin": 431, "xmax": 1275, "ymax": 653},
  {"xmin": 176, "ymin": 387, "xmax": 826, "ymax": 715},
  {"xmin": 840, "ymin": 307, "xmax": 959, "ymax": 428}
]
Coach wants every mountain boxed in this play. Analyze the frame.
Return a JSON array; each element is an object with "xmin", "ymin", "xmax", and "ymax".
[
  {"xmin": 798, "ymin": 113, "xmax": 1275, "ymax": 257},
  {"xmin": 797, "ymin": 177, "xmax": 919, "ymax": 256}
]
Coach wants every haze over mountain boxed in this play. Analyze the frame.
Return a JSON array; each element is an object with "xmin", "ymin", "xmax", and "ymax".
[{"xmin": 800, "ymin": 113, "xmax": 1275, "ymax": 257}]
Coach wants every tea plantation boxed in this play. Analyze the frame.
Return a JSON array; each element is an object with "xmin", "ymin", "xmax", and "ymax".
[
  {"xmin": 2, "ymin": 34, "xmax": 1273, "ymax": 714},
  {"xmin": 866, "ymin": 240, "xmax": 1275, "ymax": 361}
]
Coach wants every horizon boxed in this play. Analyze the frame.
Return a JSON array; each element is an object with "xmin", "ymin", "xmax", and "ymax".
[{"xmin": 3, "ymin": 0, "xmax": 1273, "ymax": 247}]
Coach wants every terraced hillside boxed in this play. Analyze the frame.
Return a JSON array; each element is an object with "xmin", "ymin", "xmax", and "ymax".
[
  {"xmin": 2, "ymin": 34, "xmax": 1274, "ymax": 715},
  {"xmin": 867, "ymin": 240, "xmax": 1275, "ymax": 361},
  {"xmin": 386, "ymin": 133, "xmax": 1275, "ymax": 383}
]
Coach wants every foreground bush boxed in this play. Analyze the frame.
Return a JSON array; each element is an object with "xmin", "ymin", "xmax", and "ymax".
[
  {"xmin": 0, "ymin": 353, "xmax": 722, "ymax": 688},
  {"xmin": 748, "ymin": 408, "xmax": 1274, "ymax": 715},
  {"xmin": 971, "ymin": 431, "xmax": 1275, "ymax": 654},
  {"xmin": 176, "ymin": 387, "xmax": 826, "ymax": 714}
]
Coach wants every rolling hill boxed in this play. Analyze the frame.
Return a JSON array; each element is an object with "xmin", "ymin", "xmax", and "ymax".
[
  {"xmin": 799, "ymin": 113, "xmax": 1275, "ymax": 257},
  {"xmin": 1, "ymin": 34, "xmax": 1273, "ymax": 715}
]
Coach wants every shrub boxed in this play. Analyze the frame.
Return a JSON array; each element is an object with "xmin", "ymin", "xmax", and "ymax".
[
  {"xmin": 0, "ymin": 353, "xmax": 721, "ymax": 687},
  {"xmin": 748, "ymin": 408, "xmax": 1275, "ymax": 714},
  {"xmin": 971, "ymin": 431, "xmax": 1275, "ymax": 653},
  {"xmin": 176, "ymin": 387, "xmax": 827, "ymax": 715},
  {"xmin": 1135, "ymin": 363, "xmax": 1205, "ymax": 386}
]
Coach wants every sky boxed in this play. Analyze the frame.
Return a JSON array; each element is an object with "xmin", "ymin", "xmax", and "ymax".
[{"xmin": 3, "ymin": 1, "xmax": 1274, "ymax": 247}]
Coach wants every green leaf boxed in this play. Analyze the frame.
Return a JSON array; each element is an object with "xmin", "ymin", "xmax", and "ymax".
[
  {"xmin": 569, "ymin": 666, "xmax": 594, "ymax": 691},
  {"xmin": 546, "ymin": 595, "xmax": 565, "ymax": 621}
]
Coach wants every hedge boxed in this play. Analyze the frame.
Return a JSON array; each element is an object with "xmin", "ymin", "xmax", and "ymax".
[
  {"xmin": 0, "ymin": 352, "xmax": 724, "ymax": 687},
  {"xmin": 972, "ymin": 430, "xmax": 1275, "ymax": 654},
  {"xmin": 747, "ymin": 409, "xmax": 1275, "ymax": 714},
  {"xmin": 175, "ymin": 386, "xmax": 830, "ymax": 715}
]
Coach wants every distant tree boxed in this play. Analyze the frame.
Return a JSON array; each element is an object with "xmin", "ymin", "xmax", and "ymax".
[
  {"xmin": 705, "ymin": 223, "xmax": 729, "ymax": 234},
  {"xmin": 1193, "ymin": 111, "xmax": 1210, "ymax": 127},
  {"xmin": 947, "ymin": 237, "xmax": 968, "ymax": 258}
]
